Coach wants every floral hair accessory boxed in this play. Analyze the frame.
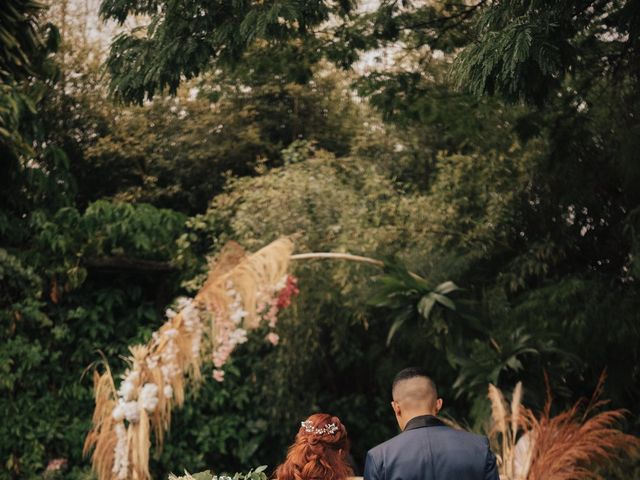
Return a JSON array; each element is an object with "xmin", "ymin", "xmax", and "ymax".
[{"xmin": 301, "ymin": 420, "xmax": 339, "ymax": 435}]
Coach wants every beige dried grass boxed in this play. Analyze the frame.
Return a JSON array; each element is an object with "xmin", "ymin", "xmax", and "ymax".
[
  {"xmin": 488, "ymin": 382, "xmax": 521, "ymax": 478},
  {"xmin": 83, "ymin": 368, "xmax": 118, "ymax": 480},
  {"xmin": 511, "ymin": 381, "xmax": 522, "ymax": 439}
]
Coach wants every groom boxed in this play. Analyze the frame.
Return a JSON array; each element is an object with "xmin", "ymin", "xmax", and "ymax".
[{"xmin": 363, "ymin": 367, "xmax": 499, "ymax": 480}]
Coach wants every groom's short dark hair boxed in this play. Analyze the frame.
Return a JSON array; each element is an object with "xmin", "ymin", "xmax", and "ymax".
[{"xmin": 392, "ymin": 367, "xmax": 437, "ymax": 397}]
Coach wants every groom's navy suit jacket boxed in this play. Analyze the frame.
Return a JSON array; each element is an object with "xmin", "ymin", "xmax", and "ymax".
[{"xmin": 363, "ymin": 415, "xmax": 499, "ymax": 480}]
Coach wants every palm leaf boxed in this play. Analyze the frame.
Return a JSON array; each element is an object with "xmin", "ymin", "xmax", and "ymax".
[
  {"xmin": 370, "ymin": 258, "xmax": 459, "ymax": 345},
  {"xmin": 386, "ymin": 307, "xmax": 414, "ymax": 346}
]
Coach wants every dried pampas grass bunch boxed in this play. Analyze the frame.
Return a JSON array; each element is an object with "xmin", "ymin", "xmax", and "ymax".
[
  {"xmin": 488, "ymin": 381, "xmax": 524, "ymax": 479},
  {"xmin": 84, "ymin": 238, "xmax": 298, "ymax": 480},
  {"xmin": 488, "ymin": 374, "xmax": 640, "ymax": 480}
]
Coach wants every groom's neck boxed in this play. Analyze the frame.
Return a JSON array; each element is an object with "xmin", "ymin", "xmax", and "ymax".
[{"xmin": 399, "ymin": 409, "xmax": 438, "ymax": 430}]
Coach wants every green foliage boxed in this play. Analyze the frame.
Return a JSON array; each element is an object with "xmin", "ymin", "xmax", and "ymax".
[
  {"xmin": 347, "ymin": 2, "xmax": 640, "ymax": 434},
  {"xmin": 26, "ymin": 201, "xmax": 185, "ymax": 291},
  {"xmin": 0, "ymin": 0, "xmax": 60, "ymax": 145},
  {"xmin": 152, "ymin": 348, "xmax": 280, "ymax": 477},
  {"xmin": 81, "ymin": 71, "xmax": 361, "ymax": 214},
  {"xmin": 1, "ymin": 1, "xmax": 64, "ymax": 229},
  {"xmin": 0, "ymin": 83, "xmax": 36, "ymax": 155},
  {"xmin": 368, "ymin": 262, "xmax": 459, "ymax": 345},
  {"xmin": 452, "ymin": 0, "xmax": 640, "ymax": 104},
  {"xmin": 451, "ymin": 3, "xmax": 569, "ymax": 104},
  {"xmin": 168, "ymin": 465, "xmax": 268, "ymax": 480},
  {"xmin": 0, "ymin": 1, "xmax": 51, "ymax": 81},
  {"xmin": 100, "ymin": 0, "xmax": 355, "ymax": 103},
  {"xmin": 352, "ymin": 63, "xmax": 530, "ymax": 192},
  {"xmin": 1, "ymin": 200, "xmax": 186, "ymax": 479}
]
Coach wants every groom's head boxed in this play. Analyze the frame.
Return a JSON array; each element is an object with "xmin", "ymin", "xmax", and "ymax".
[{"xmin": 391, "ymin": 367, "xmax": 443, "ymax": 431}]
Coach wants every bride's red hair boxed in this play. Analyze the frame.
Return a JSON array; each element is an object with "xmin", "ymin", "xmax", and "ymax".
[{"xmin": 274, "ymin": 413, "xmax": 353, "ymax": 480}]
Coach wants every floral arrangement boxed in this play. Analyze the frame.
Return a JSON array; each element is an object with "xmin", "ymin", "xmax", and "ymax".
[
  {"xmin": 168, "ymin": 465, "xmax": 269, "ymax": 480},
  {"xmin": 487, "ymin": 374, "xmax": 640, "ymax": 480},
  {"xmin": 84, "ymin": 238, "xmax": 298, "ymax": 480}
]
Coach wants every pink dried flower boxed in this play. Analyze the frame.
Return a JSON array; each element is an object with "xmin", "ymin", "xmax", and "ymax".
[
  {"xmin": 45, "ymin": 458, "xmax": 67, "ymax": 472},
  {"xmin": 277, "ymin": 275, "xmax": 299, "ymax": 309},
  {"xmin": 265, "ymin": 332, "xmax": 280, "ymax": 346},
  {"xmin": 265, "ymin": 302, "xmax": 279, "ymax": 328}
]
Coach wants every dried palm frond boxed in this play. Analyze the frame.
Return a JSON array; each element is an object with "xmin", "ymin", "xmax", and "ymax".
[
  {"xmin": 197, "ymin": 237, "xmax": 294, "ymax": 328},
  {"xmin": 83, "ymin": 368, "xmax": 118, "ymax": 480},
  {"xmin": 85, "ymin": 237, "xmax": 297, "ymax": 480}
]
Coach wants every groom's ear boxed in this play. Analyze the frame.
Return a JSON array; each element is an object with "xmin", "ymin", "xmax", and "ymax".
[
  {"xmin": 435, "ymin": 398, "xmax": 443, "ymax": 413},
  {"xmin": 391, "ymin": 400, "xmax": 401, "ymax": 416}
]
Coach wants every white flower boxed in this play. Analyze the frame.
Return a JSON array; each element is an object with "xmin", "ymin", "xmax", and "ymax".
[
  {"xmin": 146, "ymin": 355, "xmax": 159, "ymax": 369},
  {"xmin": 164, "ymin": 328, "xmax": 178, "ymax": 338},
  {"xmin": 274, "ymin": 275, "xmax": 288, "ymax": 291},
  {"xmin": 213, "ymin": 369, "xmax": 225, "ymax": 382},
  {"xmin": 163, "ymin": 385, "xmax": 173, "ymax": 399},
  {"xmin": 114, "ymin": 420, "xmax": 126, "ymax": 438},
  {"xmin": 176, "ymin": 296, "xmax": 191, "ymax": 309},
  {"xmin": 113, "ymin": 422, "xmax": 128, "ymax": 478},
  {"xmin": 181, "ymin": 299, "xmax": 201, "ymax": 333},
  {"xmin": 118, "ymin": 380, "xmax": 136, "ymax": 402},
  {"xmin": 191, "ymin": 331, "xmax": 202, "ymax": 358},
  {"xmin": 112, "ymin": 400, "xmax": 126, "ymax": 421},
  {"xmin": 123, "ymin": 401, "xmax": 140, "ymax": 423},
  {"xmin": 139, "ymin": 383, "xmax": 159, "ymax": 412},
  {"xmin": 229, "ymin": 328, "xmax": 248, "ymax": 345},
  {"xmin": 161, "ymin": 365, "xmax": 172, "ymax": 379},
  {"xmin": 230, "ymin": 308, "xmax": 248, "ymax": 324},
  {"xmin": 165, "ymin": 308, "xmax": 177, "ymax": 319},
  {"xmin": 161, "ymin": 340, "xmax": 178, "ymax": 371}
]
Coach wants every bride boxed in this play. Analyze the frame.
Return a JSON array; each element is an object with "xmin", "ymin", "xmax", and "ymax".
[{"xmin": 274, "ymin": 414, "xmax": 355, "ymax": 480}]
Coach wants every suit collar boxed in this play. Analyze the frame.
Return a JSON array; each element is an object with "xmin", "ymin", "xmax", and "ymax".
[{"xmin": 403, "ymin": 414, "xmax": 445, "ymax": 432}]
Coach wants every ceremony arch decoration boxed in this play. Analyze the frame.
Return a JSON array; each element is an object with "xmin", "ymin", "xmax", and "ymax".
[
  {"xmin": 83, "ymin": 236, "xmax": 640, "ymax": 480},
  {"xmin": 84, "ymin": 237, "xmax": 386, "ymax": 480}
]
